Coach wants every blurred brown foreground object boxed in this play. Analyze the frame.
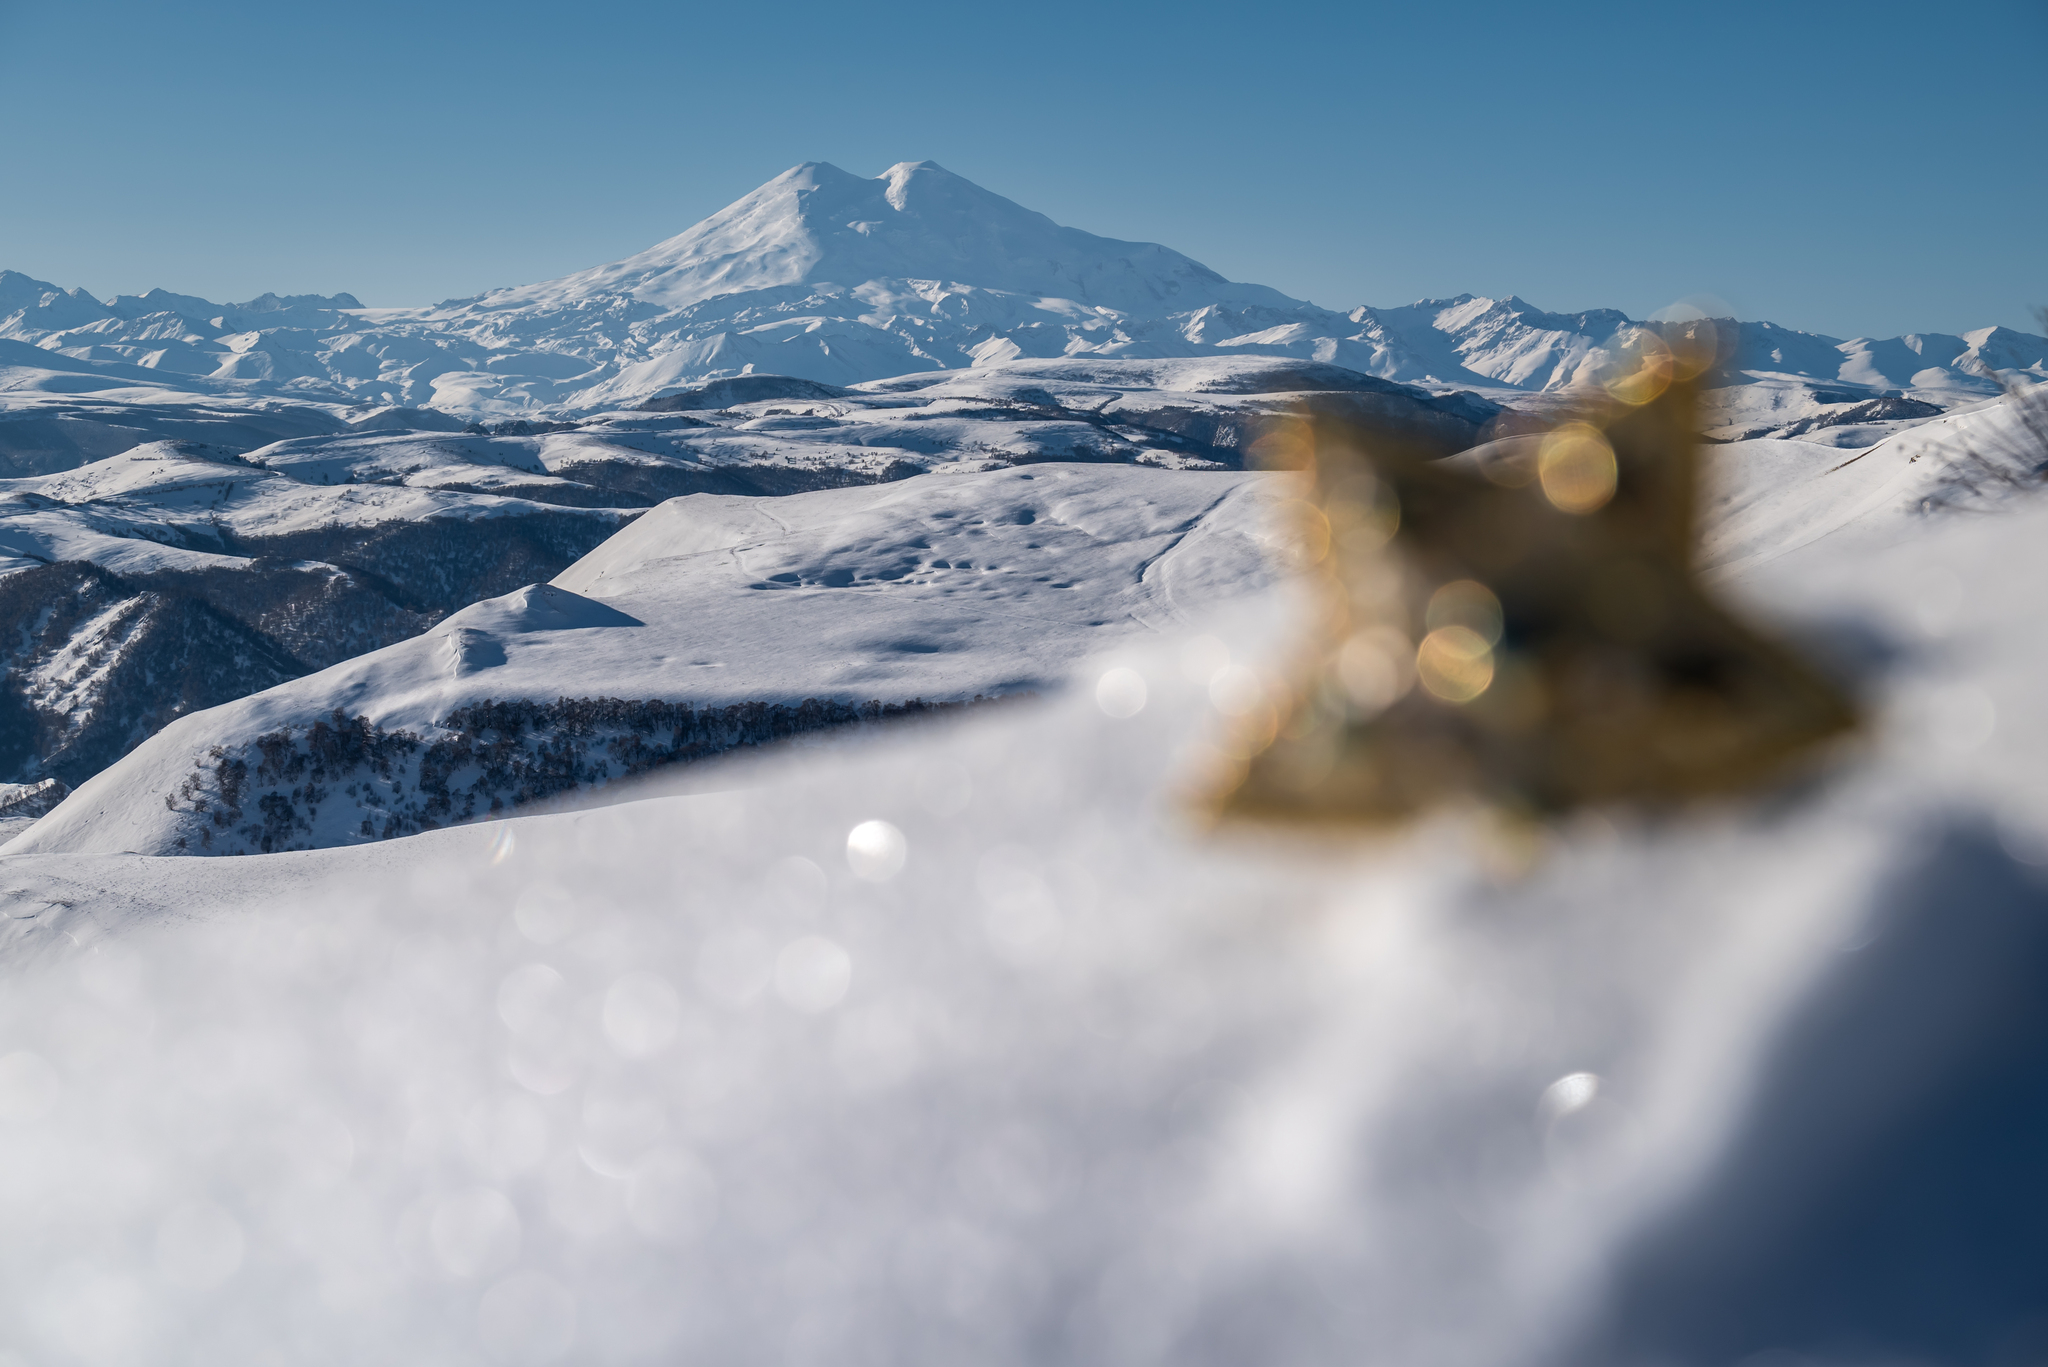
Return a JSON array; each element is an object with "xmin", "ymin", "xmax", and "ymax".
[{"xmin": 1219, "ymin": 350, "xmax": 1860, "ymax": 825}]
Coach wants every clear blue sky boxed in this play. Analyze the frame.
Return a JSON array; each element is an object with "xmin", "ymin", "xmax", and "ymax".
[{"xmin": 1, "ymin": 0, "xmax": 2041, "ymax": 339}]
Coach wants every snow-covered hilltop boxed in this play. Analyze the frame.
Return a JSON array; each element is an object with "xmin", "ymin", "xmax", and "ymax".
[{"xmin": 4, "ymin": 161, "xmax": 2042, "ymax": 426}]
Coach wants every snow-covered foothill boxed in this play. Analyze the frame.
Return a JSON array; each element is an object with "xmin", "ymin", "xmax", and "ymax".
[
  {"xmin": 6, "ymin": 463, "xmax": 1295, "ymax": 856},
  {"xmin": 15, "ymin": 383, "xmax": 2044, "ymax": 860}
]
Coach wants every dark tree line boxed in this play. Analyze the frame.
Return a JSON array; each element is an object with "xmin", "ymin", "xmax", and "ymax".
[{"xmin": 169, "ymin": 694, "xmax": 983, "ymax": 853}]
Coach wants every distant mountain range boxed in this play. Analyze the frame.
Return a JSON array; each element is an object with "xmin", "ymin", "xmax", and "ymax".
[{"xmin": 4, "ymin": 161, "xmax": 2042, "ymax": 418}]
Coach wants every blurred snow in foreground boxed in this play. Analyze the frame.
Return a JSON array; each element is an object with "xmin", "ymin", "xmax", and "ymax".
[{"xmin": 1, "ymin": 400, "xmax": 2047, "ymax": 1365}]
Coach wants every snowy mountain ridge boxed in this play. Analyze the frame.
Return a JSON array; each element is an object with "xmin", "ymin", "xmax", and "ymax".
[{"xmin": 4, "ymin": 161, "xmax": 2041, "ymax": 421}]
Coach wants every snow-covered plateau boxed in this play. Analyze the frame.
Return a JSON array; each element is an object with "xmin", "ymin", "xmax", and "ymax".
[{"xmin": 0, "ymin": 156, "xmax": 2044, "ymax": 1365}]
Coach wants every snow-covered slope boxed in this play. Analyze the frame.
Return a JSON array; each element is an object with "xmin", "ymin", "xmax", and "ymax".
[
  {"xmin": 8, "ymin": 463, "xmax": 1294, "ymax": 856},
  {"xmin": 5, "ymin": 163, "xmax": 2039, "ymax": 430},
  {"xmin": 0, "ymin": 391, "xmax": 2046, "ymax": 1363}
]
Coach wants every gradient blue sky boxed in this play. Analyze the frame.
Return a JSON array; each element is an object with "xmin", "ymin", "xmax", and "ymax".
[{"xmin": 1, "ymin": 0, "xmax": 2040, "ymax": 339}]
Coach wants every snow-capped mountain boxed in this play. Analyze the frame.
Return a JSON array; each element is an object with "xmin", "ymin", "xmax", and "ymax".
[
  {"xmin": 478, "ymin": 160, "xmax": 1300, "ymax": 318},
  {"xmin": 4, "ymin": 161, "xmax": 2041, "ymax": 431}
]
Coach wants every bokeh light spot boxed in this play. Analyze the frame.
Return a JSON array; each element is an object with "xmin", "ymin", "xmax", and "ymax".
[
  {"xmin": 1416, "ymin": 626, "xmax": 1495, "ymax": 703},
  {"xmin": 1424, "ymin": 580, "xmax": 1504, "ymax": 645},
  {"xmin": 1539, "ymin": 1071, "xmax": 1601, "ymax": 1122},
  {"xmin": 846, "ymin": 820, "xmax": 907, "ymax": 882},
  {"xmin": 1335, "ymin": 628, "xmax": 1413, "ymax": 715},
  {"xmin": 1537, "ymin": 425, "xmax": 1618, "ymax": 515},
  {"xmin": 1096, "ymin": 667, "xmax": 1148, "ymax": 719}
]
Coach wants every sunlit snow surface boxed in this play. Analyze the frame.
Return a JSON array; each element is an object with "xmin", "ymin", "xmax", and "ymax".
[{"xmin": 0, "ymin": 399, "xmax": 2047, "ymax": 1363}]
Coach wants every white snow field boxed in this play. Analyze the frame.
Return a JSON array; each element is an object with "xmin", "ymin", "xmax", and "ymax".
[{"xmin": 0, "ymin": 389, "xmax": 2042, "ymax": 1364}]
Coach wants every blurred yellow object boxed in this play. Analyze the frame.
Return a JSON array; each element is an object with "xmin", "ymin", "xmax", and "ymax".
[{"xmin": 1218, "ymin": 374, "xmax": 1859, "ymax": 824}]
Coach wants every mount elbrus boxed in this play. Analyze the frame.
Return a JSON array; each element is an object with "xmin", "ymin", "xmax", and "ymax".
[{"xmin": 4, "ymin": 160, "xmax": 2040, "ymax": 428}]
